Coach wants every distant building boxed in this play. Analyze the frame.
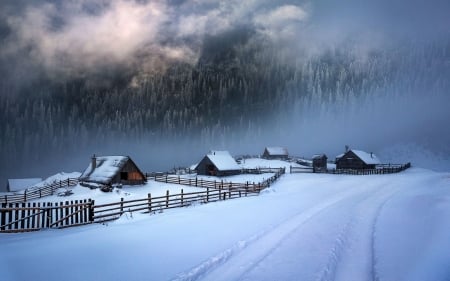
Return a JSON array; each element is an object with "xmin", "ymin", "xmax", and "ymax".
[
  {"xmin": 5, "ymin": 178, "xmax": 43, "ymax": 193},
  {"xmin": 195, "ymin": 151, "xmax": 241, "ymax": 176},
  {"xmin": 79, "ymin": 155, "xmax": 146, "ymax": 187},
  {"xmin": 312, "ymin": 154, "xmax": 328, "ymax": 172},
  {"xmin": 336, "ymin": 150, "xmax": 381, "ymax": 170},
  {"xmin": 262, "ymin": 147, "xmax": 289, "ymax": 160}
]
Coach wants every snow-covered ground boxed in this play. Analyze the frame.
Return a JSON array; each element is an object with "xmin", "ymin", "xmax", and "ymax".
[{"xmin": 1, "ymin": 161, "xmax": 450, "ymax": 281}]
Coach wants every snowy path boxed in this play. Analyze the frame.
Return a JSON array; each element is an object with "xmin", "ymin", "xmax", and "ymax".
[
  {"xmin": 172, "ymin": 175, "xmax": 425, "ymax": 281},
  {"xmin": 172, "ymin": 178, "xmax": 396, "ymax": 281}
]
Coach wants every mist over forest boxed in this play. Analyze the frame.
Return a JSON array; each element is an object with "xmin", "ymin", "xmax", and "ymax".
[{"xmin": 0, "ymin": 0, "xmax": 449, "ymax": 184}]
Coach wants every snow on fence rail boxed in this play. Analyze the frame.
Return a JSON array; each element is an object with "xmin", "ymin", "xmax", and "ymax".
[
  {"xmin": 147, "ymin": 168, "xmax": 285, "ymax": 190},
  {"xmin": 0, "ymin": 199, "xmax": 93, "ymax": 233},
  {"xmin": 0, "ymin": 169, "xmax": 286, "ymax": 233},
  {"xmin": 93, "ymin": 188, "xmax": 258, "ymax": 223},
  {"xmin": 0, "ymin": 178, "xmax": 79, "ymax": 204}
]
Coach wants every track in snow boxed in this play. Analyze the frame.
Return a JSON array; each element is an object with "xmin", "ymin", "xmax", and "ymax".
[{"xmin": 171, "ymin": 184, "xmax": 378, "ymax": 281}]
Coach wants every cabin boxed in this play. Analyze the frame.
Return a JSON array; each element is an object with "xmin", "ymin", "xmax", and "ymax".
[
  {"xmin": 195, "ymin": 151, "xmax": 241, "ymax": 176},
  {"xmin": 312, "ymin": 154, "xmax": 328, "ymax": 172},
  {"xmin": 336, "ymin": 150, "xmax": 381, "ymax": 170},
  {"xmin": 262, "ymin": 147, "xmax": 289, "ymax": 160},
  {"xmin": 79, "ymin": 155, "xmax": 146, "ymax": 187},
  {"xmin": 5, "ymin": 178, "xmax": 43, "ymax": 193}
]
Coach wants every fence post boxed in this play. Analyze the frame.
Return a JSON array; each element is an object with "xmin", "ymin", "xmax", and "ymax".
[
  {"xmin": 207, "ymin": 187, "xmax": 209, "ymax": 202},
  {"xmin": 67, "ymin": 178, "xmax": 70, "ymax": 186},
  {"xmin": 178, "ymin": 176, "xmax": 180, "ymax": 184},
  {"xmin": 290, "ymin": 165, "xmax": 292, "ymax": 174},
  {"xmin": 165, "ymin": 175, "xmax": 168, "ymax": 183},
  {"xmin": 39, "ymin": 188, "xmax": 42, "ymax": 198},
  {"xmin": 89, "ymin": 199, "xmax": 95, "ymax": 222},
  {"xmin": 148, "ymin": 193, "xmax": 152, "ymax": 213},
  {"xmin": 195, "ymin": 177, "xmax": 198, "ymax": 187},
  {"xmin": 120, "ymin": 198, "xmax": 124, "ymax": 215},
  {"xmin": 24, "ymin": 190, "xmax": 27, "ymax": 202},
  {"xmin": 181, "ymin": 189, "xmax": 184, "ymax": 207},
  {"xmin": 166, "ymin": 190, "xmax": 169, "ymax": 208}
]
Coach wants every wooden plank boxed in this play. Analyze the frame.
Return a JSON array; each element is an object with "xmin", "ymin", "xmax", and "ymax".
[{"xmin": 20, "ymin": 202, "xmax": 26, "ymax": 229}]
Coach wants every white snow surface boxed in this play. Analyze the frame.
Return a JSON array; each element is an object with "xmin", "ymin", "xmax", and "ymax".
[
  {"xmin": 6, "ymin": 178, "xmax": 42, "ymax": 192},
  {"xmin": 200, "ymin": 151, "xmax": 241, "ymax": 171},
  {"xmin": 1, "ymin": 160, "xmax": 450, "ymax": 281},
  {"xmin": 351, "ymin": 150, "xmax": 381, "ymax": 165},
  {"xmin": 79, "ymin": 156, "xmax": 128, "ymax": 184},
  {"xmin": 265, "ymin": 146, "xmax": 288, "ymax": 156}
]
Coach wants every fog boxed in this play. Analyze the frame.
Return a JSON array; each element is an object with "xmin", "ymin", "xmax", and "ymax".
[{"xmin": 0, "ymin": 0, "xmax": 449, "ymax": 186}]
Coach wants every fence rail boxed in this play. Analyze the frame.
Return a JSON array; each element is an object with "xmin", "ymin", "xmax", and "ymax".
[
  {"xmin": 0, "ymin": 199, "xmax": 92, "ymax": 233},
  {"xmin": 148, "ymin": 168, "xmax": 285, "ymax": 191},
  {"xmin": 0, "ymin": 178, "xmax": 79, "ymax": 204},
  {"xmin": 1, "ymin": 168, "xmax": 286, "ymax": 233},
  {"xmin": 290, "ymin": 163, "xmax": 411, "ymax": 175}
]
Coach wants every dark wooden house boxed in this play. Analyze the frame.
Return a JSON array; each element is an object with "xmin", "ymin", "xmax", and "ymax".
[
  {"xmin": 79, "ymin": 155, "xmax": 146, "ymax": 187},
  {"xmin": 195, "ymin": 151, "xmax": 241, "ymax": 176},
  {"xmin": 312, "ymin": 154, "xmax": 328, "ymax": 172},
  {"xmin": 262, "ymin": 147, "xmax": 289, "ymax": 160},
  {"xmin": 335, "ymin": 150, "xmax": 381, "ymax": 170}
]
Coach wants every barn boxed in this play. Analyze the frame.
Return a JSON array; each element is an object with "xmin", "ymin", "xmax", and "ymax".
[
  {"xmin": 262, "ymin": 147, "xmax": 289, "ymax": 160},
  {"xmin": 336, "ymin": 150, "xmax": 381, "ymax": 170},
  {"xmin": 312, "ymin": 154, "xmax": 328, "ymax": 172},
  {"xmin": 79, "ymin": 155, "xmax": 146, "ymax": 187},
  {"xmin": 5, "ymin": 178, "xmax": 43, "ymax": 193},
  {"xmin": 195, "ymin": 151, "xmax": 241, "ymax": 176}
]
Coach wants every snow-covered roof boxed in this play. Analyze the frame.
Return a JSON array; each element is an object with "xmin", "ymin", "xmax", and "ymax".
[
  {"xmin": 351, "ymin": 150, "xmax": 381, "ymax": 165},
  {"xmin": 205, "ymin": 151, "xmax": 241, "ymax": 171},
  {"xmin": 312, "ymin": 154, "xmax": 327, "ymax": 159},
  {"xmin": 265, "ymin": 147, "xmax": 288, "ymax": 156},
  {"xmin": 7, "ymin": 178, "xmax": 43, "ymax": 192},
  {"xmin": 80, "ymin": 156, "xmax": 129, "ymax": 184}
]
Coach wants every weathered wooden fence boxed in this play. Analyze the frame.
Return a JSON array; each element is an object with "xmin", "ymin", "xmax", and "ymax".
[
  {"xmin": 148, "ymin": 168, "xmax": 285, "ymax": 191},
  {"xmin": 1, "ymin": 169, "xmax": 286, "ymax": 232},
  {"xmin": 0, "ymin": 199, "xmax": 93, "ymax": 233},
  {"xmin": 0, "ymin": 178, "xmax": 79, "ymax": 204},
  {"xmin": 93, "ymin": 188, "xmax": 258, "ymax": 223},
  {"xmin": 290, "ymin": 163, "xmax": 411, "ymax": 175}
]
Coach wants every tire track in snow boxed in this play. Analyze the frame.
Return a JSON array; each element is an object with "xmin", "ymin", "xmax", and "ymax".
[
  {"xmin": 315, "ymin": 183, "xmax": 402, "ymax": 281},
  {"xmin": 171, "ymin": 187, "xmax": 372, "ymax": 281}
]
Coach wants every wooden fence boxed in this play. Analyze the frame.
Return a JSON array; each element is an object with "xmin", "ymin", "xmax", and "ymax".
[
  {"xmin": 1, "ymin": 168, "xmax": 286, "ymax": 232},
  {"xmin": 290, "ymin": 163, "xmax": 411, "ymax": 175},
  {"xmin": 0, "ymin": 199, "xmax": 93, "ymax": 233},
  {"xmin": 93, "ymin": 188, "xmax": 258, "ymax": 223},
  {"xmin": 148, "ymin": 168, "xmax": 285, "ymax": 191},
  {"xmin": 0, "ymin": 178, "xmax": 79, "ymax": 204}
]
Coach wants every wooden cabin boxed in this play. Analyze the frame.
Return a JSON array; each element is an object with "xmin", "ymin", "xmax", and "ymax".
[
  {"xmin": 312, "ymin": 154, "xmax": 328, "ymax": 172},
  {"xmin": 262, "ymin": 147, "xmax": 289, "ymax": 160},
  {"xmin": 79, "ymin": 155, "xmax": 146, "ymax": 187},
  {"xmin": 195, "ymin": 151, "xmax": 241, "ymax": 177},
  {"xmin": 336, "ymin": 150, "xmax": 380, "ymax": 170}
]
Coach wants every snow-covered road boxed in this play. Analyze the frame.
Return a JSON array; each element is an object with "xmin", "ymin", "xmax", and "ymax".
[{"xmin": 1, "ymin": 168, "xmax": 449, "ymax": 281}]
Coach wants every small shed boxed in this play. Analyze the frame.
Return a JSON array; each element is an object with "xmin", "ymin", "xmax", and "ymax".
[
  {"xmin": 79, "ymin": 155, "xmax": 146, "ymax": 187},
  {"xmin": 262, "ymin": 147, "xmax": 289, "ymax": 160},
  {"xmin": 336, "ymin": 150, "xmax": 381, "ymax": 170},
  {"xmin": 312, "ymin": 154, "xmax": 328, "ymax": 172},
  {"xmin": 5, "ymin": 178, "xmax": 43, "ymax": 193},
  {"xmin": 195, "ymin": 151, "xmax": 241, "ymax": 176}
]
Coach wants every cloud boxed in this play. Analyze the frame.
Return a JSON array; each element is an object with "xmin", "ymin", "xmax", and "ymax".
[{"xmin": 1, "ymin": 0, "xmax": 448, "ymax": 84}]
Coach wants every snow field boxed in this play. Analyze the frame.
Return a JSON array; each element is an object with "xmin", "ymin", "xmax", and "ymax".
[{"xmin": 0, "ymin": 166, "xmax": 449, "ymax": 281}]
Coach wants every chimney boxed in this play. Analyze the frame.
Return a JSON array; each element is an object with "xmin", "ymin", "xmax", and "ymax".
[
  {"xmin": 91, "ymin": 154, "xmax": 97, "ymax": 170},
  {"xmin": 345, "ymin": 145, "xmax": 349, "ymax": 152},
  {"xmin": 370, "ymin": 152, "xmax": 373, "ymax": 158}
]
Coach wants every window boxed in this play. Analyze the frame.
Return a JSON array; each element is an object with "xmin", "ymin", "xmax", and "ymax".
[{"xmin": 120, "ymin": 172, "xmax": 128, "ymax": 180}]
